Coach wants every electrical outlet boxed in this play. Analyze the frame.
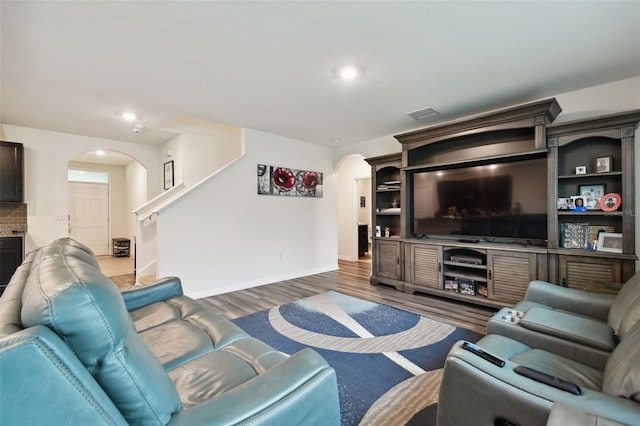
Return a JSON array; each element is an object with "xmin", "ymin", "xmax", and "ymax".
[{"xmin": 54, "ymin": 214, "xmax": 66, "ymax": 221}]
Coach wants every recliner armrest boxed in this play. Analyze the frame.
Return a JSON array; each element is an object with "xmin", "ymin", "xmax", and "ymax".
[
  {"xmin": 122, "ymin": 276, "xmax": 184, "ymax": 311},
  {"xmin": 523, "ymin": 280, "xmax": 614, "ymax": 321}
]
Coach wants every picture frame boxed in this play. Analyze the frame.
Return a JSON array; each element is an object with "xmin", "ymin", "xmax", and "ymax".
[
  {"xmin": 557, "ymin": 197, "xmax": 574, "ymax": 211},
  {"xmin": 578, "ymin": 184, "xmax": 606, "ymax": 210},
  {"xmin": 360, "ymin": 196, "xmax": 366, "ymax": 208},
  {"xmin": 596, "ymin": 156, "xmax": 612, "ymax": 173},
  {"xmin": 597, "ymin": 232, "xmax": 623, "ymax": 253},
  {"xmin": 600, "ymin": 192, "xmax": 622, "ymax": 212},
  {"xmin": 575, "ymin": 166, "xmax": 587, "ymax": 175},
  {"xmin": 164, "ymin": 160, "xmax": 174, "ymax": 190},
  {"xmin": 570, "ymin": 196, "xmax": 587, "ymax": 212},
  {"xmin": 375, "ymin": 225, "xmax": 381, "ymax": 238}
]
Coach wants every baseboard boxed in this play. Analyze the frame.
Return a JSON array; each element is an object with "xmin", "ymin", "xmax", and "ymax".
[{"xmin": 186, "ymin": 263, "xmax": 339, "ymax": 299}]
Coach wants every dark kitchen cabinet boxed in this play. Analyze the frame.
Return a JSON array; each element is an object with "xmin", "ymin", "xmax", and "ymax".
[
  {"xmin": 0, "ymin": 141, "xmax": 24, "ymax": 203},
  {"xmin": 1, "ymin": 237, "xmax": 23, "ymax": 295}
]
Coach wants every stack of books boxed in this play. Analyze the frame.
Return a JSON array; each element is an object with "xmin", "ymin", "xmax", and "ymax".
[{"xmin": 377, "ymin": 180, "xmax": 401, "ymax": 190}]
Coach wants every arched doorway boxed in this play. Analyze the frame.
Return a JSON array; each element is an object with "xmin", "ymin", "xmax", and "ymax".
[
  {"xmin": 68, "ymin": 150, "xmax": 147, "ymax": 269},
  {"xmin": 336, "ymin": 154, "xmax": 371, "ymax": 262}
]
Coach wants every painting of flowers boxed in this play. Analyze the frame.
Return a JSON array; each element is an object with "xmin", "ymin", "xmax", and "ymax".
[{"xmin": 257, "ymin": 164, "xmax": 323, "ymax": 197}]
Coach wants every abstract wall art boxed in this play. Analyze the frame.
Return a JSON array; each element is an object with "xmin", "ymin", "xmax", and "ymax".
[{"xmin": 257, "ymin": 164, "xmax": 323, "ymax": 197}]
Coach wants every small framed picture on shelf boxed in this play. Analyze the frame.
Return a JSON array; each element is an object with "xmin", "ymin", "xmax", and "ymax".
[
  {"xmin": 597, "ymin": 232, "xmax": 623, "ymax": 253},
  {"xmin": 579, "ymin": 184, "xmax": 606, "ymax": 210},
  {"xmin": 557, "ymin": 197, "xmax": 575, "ymax": 211},
  {"xmin": 596, "ymin": 156, "xmax": 612, "ymax": 173},
  {"xmin": 375, "ymin": 226, "xmax": 381, "ymax": 237},
  {"xmin": 600, "ymin": 192, "xmax": 622, "ymax": 212},
  {"xmin": 575, "ymin": 166, "xmax": 587, "ymax": 175},
  {"xmin": 570, "ymin": 196, "xmax": 587, "ymax": 212}
]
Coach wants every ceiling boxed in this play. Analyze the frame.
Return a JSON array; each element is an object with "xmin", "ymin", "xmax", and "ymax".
[{"xmin": 1, "ymin": 1, "xmax": 639, "ymax": 154}]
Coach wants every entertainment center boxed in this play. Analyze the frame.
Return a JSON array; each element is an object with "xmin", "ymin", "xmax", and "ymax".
[{"xmin": 366, "ymin": 99, "xmax": 640, "ymax": 308}]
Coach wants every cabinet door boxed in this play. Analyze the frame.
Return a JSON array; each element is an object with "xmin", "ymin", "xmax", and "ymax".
[
  {"xmin": 0, "ymin": 237, "xmax": 23, "ymax": 295},
  {"xmin": 558, "ymin": 255, "xmax": 622, "ymax": 294},
  {"xmin": 405, "ymin": 244, "xmax": 442, "ymax": 289},
  {"xmin": 375, "ymin": 239, "xmax": 402, "ymax": 280},
  {"xmin": 0, "ymin": 142, "xmax": 24, "ymax": 203},
  {"xmin": 487, "ymin": 250, "xmax": 537, "ymax": 303}
]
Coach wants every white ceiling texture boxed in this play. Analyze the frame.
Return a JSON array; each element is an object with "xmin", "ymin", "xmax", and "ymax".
[{"xmin": 1, "ymin": 1, "xmax": 639, "ymax": 154}]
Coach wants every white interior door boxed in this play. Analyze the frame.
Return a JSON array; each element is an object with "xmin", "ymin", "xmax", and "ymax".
[{"xmin": 69, "ymin": 182, "xmax": 109, "ymax": 255}]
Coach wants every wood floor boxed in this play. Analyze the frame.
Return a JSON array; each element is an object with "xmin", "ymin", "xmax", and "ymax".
[{"xmin": 198, "ymin": 258, "xmax": 496, "ymax": 335}]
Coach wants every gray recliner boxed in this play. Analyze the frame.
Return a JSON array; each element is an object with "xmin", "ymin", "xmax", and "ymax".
[
  {"xmin": 437, "ymin": 320, "xmax": 640, "ymax": 426},
  {"xmin": 486, "ymin": 273, "xmax": 640, "ymax": 369}
]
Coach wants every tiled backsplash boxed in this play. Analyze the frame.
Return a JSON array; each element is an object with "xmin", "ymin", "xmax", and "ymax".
[{"xmin": 0, "ymin": 203, "xmax": 27, "ymax": 236}]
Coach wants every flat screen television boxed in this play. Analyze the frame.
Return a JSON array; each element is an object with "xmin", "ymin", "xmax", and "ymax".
[{"xmin": 411, "ymin": 156, "xmax": 547, "ymax": 244}]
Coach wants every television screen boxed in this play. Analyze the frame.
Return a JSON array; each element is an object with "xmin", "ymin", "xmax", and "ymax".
[{"xmin": 411, "ymin": 157, "xmax": 547, "ymax": 242}]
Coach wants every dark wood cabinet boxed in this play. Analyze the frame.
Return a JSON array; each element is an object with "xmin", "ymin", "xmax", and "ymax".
[
  {"xmin": 367, "ymin": 100, "xmax": 639, "ymax": 308},
  {"xmin": 358, "ymin": 224, "xmax": 368, "ymax": 257},
  {"xmin": 0, "ymin": 237, "xmax": 23, "ymax": 295},
  {"xmin": 0, "ymin": 141, "xmax": 24, "ymax": 203}
]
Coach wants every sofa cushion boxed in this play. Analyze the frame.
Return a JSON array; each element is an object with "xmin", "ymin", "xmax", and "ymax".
[
  {"xmin": 603, "ymin": 323, "xmax": 640, "ymax": 402},
  {"xmin": 21, "ymin": 241, "xmax": 182, "ymax": 425},
  {"xmin": 168, "ymin": 337, "xmax": 289, "ymax": 408},
  {"xmin": 519, "ymin": 307, "xmax": 615, "ymax": 351}
]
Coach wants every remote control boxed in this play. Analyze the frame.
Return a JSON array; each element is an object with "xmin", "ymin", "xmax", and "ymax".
[
  {"xmin": 514, "ymin": 366, "xmax": 581, "ymax": 395},
  {"xmin": 461, "ymin": 342, "xmax": 505, "ymax": 367}
]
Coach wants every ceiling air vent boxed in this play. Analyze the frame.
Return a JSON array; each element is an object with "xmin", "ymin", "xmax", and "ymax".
[{"xmin": 406, "ymin": 107, "xmax": 439, "ymax": 120}]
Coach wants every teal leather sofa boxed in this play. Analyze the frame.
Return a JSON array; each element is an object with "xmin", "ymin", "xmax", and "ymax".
[{"xmin": 0, "ymin": 238, "xmax": 340, "ymax": 425}]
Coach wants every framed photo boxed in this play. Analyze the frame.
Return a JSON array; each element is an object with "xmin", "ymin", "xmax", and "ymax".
[
  {"xmin": 596, "ymin": 156, "xmax": 612, "ymax": 173},
  {"xmin": 575, "ymin": 166, "xmax": 587, "ymax": 175},
  {"xmin": 570, "ymin": 196, "xmax": 587, "ymax": 211},
  {"xmin": 360, "ymin": 196, "xmax": 366, "ymax": 208},
  {"xmin": 375, "ymin": 226, "xmax": 381, "ymax": 237},
  {"xmin": 600, "ymin": 192, "xmax": 621, "ymax": 212},
  {"xmin": 164, "ymin": 160, "xmax": 174, "ymax": 190},
  {"xmin": 597, "ymin": 232, "xmax": 623, "ymax": 253},
  {"xmin": 579, "ymin": 184, "xmax": 606, "ymax": 210},
  {"xmin": 557, "ymin": 197, "xmax": 574, "ymax": 210}
]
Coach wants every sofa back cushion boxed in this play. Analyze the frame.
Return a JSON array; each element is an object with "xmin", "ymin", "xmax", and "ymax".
[
  {"xmin": 21, "ymin": 240, "xmax": 182, "ymax": 424},
  {"xmin": 608, "ymin": 272, "xmax": 640, "ymax": 339},
  {"xmin": 603, "ymin": 322, "xmax": 640, "ymax": 402}
]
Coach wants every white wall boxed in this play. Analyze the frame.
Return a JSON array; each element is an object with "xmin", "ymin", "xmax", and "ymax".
[
  {"xmin": 0, "ymin": 124, "xmax": 161, "ymax": 252},
  {"xmin": 337, "ymin": 155, "xmax": 371, "ymax": 261},
  {"xmin": 157, "ymin": 128, "xmax": 337, "ymax": 298},
  {"xmin": 126, "ymin": 161, "xmax": 148, "ymax": 244},
  {"xmin": 160, "ymin": 117, "xmax": 243, "ymax": 188}
]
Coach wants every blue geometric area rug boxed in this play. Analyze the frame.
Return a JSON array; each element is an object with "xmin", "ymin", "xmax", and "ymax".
[{"xmin": 232, "ymin": 291, "xmax": 483, "ymax": 426}]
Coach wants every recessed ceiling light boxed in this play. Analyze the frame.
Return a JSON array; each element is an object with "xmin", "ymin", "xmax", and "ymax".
[
  {"xmin": 121, "ymin": 112, "xmax": 137, "ymax": 122},
  {"xmin": 95, "ymin": 150, "xmax": 105, "ymax": 156},
  {"xmin": 338, "ymin": 65, "xmax": 360, "ymax": 80}
]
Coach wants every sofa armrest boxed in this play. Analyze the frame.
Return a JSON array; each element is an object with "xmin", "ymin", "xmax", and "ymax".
[
  {"xmin": 167, "ymin": 348, "xmax": 340, "ymax": 426},
  {"xmin": 122, "ymin": 276, "xmax": 184, "ymax": 311},
  {"xmin": 523, "ymin": 280, "xmax": 615, "ymax": 321},
  {"xmin": 0, "ymin": 326, "xmax": 128, "ymax": 425}
]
